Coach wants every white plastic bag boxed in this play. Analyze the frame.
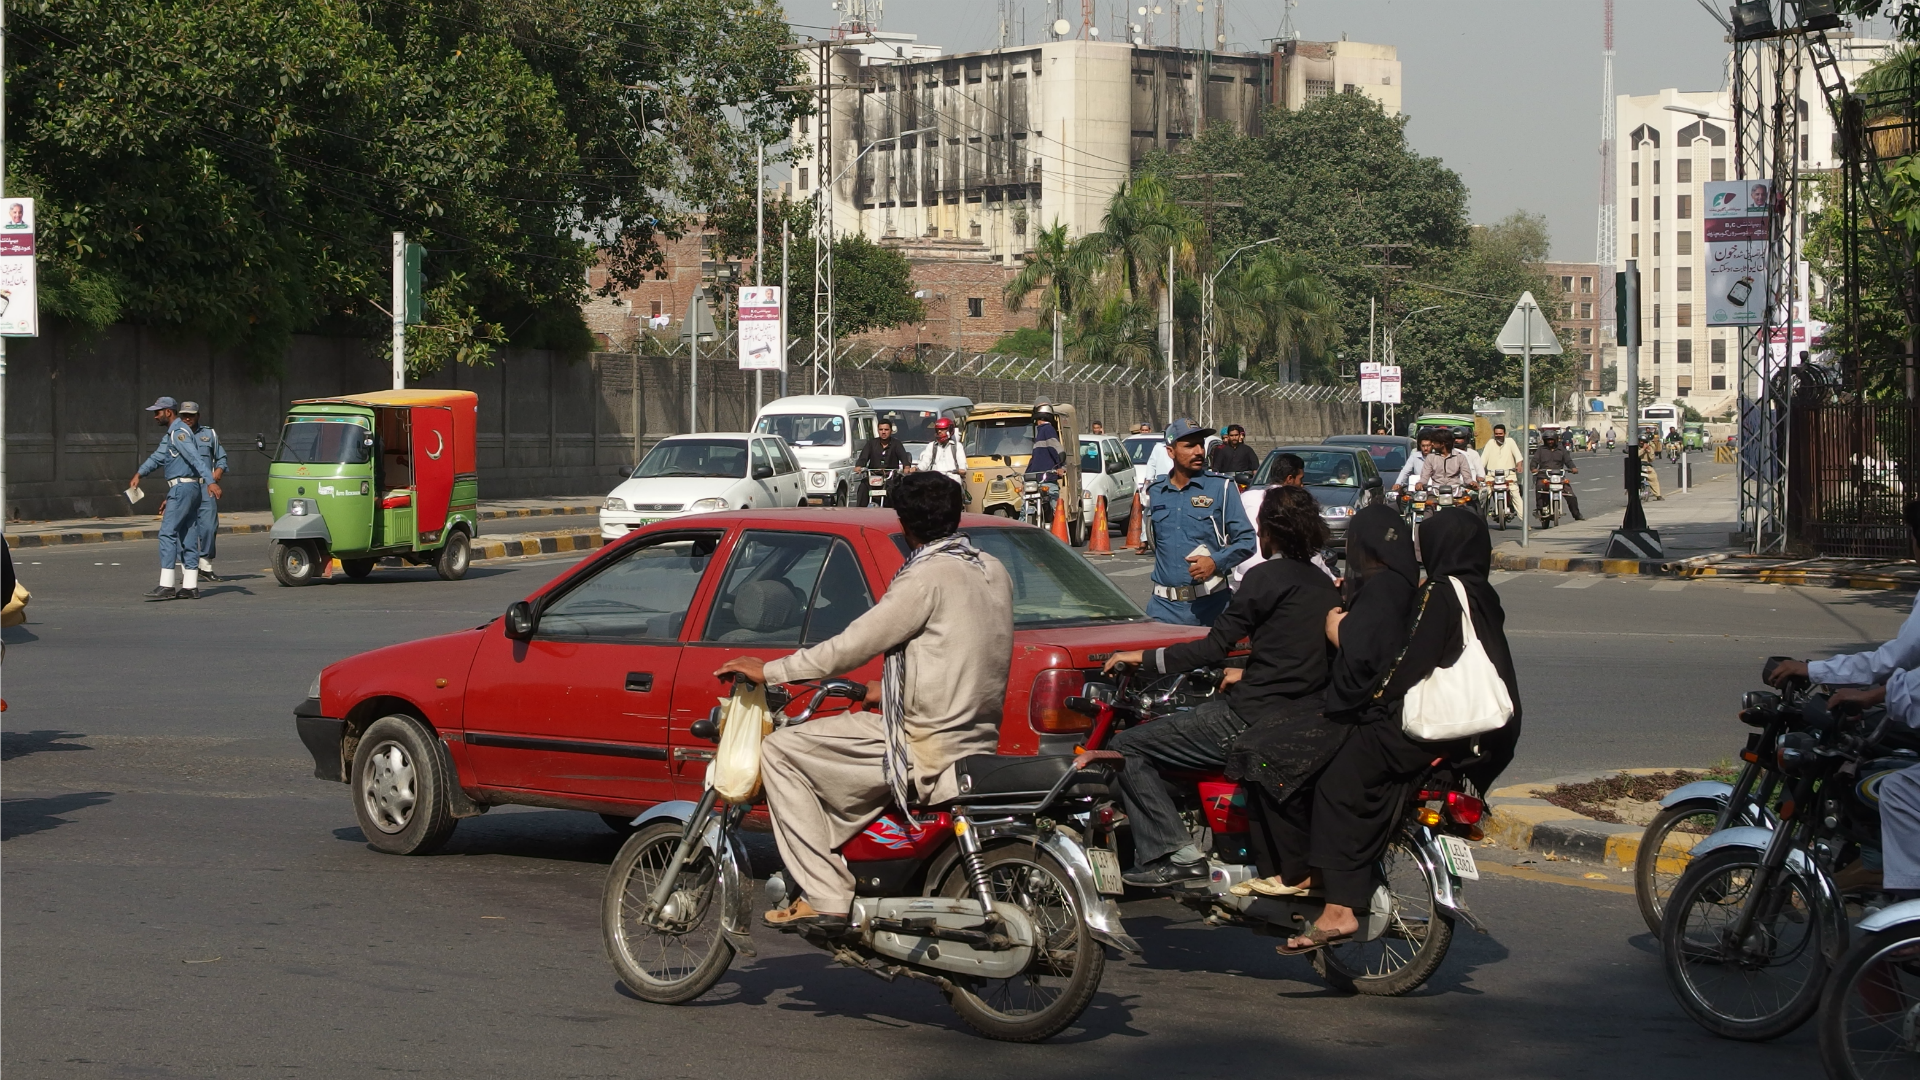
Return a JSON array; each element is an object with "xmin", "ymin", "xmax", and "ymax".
[
  {"xmin": 710, "ymin": 681, "xmax": 774, "ymax": 802},
  {"xmin": 1400, "ymin": 578, "xmax": 1513, "ymax": 743}
]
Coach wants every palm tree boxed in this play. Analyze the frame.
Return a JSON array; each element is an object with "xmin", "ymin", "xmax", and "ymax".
[
  {"xmin": 1097, "ymin": 175, "xmax": 1195, "ymax": 299},
  {"xmin": 1212, "ymin": 247, "xmax": 1337, "ymax": 379},
  {"xmin": 1073, "ymin": 292, "xmax": 1160, "ymax": 367},
  {"xmin": 1004, "ymin": 222, "xmax": 1104, "ymax": 373}
]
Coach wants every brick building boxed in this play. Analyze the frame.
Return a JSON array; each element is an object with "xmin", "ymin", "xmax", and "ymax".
[
  {"xmin": 1535, "ymin": 261, "xmax": 1608, "ymax": 399},
  {"xmin": 581, "ymin": 227, "xmax": 746, "ymax": 352}
]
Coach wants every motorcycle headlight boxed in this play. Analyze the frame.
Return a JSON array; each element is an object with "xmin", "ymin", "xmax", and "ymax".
[
  {"xmin": 603, "ymin": 497, "xmax": 628, "ymax": 512},
  {"xmin": 688, "ymin": 497, "xmax": 729, "ymax": 513}
]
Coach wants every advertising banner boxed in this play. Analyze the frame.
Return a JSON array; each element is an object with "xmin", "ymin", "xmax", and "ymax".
[
  {"xmin": 1703, "ymin": 180, "xmax": 1770, "ymax": 328},
  {"xmin": 1359, "ymin": 361, "xmax": 1381, "ymax": 402},
  {"xmin": 1380, "ymin": 365, "xmax": 1403, "ymax": 404},
  {"xmin": 737, "ymin": 286, "xmax": 784, "ymax": 370},
  {"xmin": 0, "ymin": 197, "xmax": 38, "ymax": 337}
]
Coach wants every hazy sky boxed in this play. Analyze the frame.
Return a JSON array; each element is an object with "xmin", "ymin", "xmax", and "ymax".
[{"xmin": 783, "ymin": 1, "xmax": 1904, "ymax": 262}]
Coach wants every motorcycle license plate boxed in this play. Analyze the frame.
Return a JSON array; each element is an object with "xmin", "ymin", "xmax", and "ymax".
[
  {"xmin": 1087, "ymin": 847, "xmax": 1126, "ymax": 895},
  {"xmin": 1437, "ymin": 835, "xmax": 1480, "ymax": 881}
]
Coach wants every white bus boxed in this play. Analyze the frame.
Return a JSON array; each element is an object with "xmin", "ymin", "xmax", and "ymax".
[{"xmin": 1640, "ymin": 405, "xmax": 1681, "ymax": 439}]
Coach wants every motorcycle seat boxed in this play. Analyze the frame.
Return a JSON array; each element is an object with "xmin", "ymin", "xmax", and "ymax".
[{"xmin": 940, "ymin": 754, "xmax": 1110, "ymax": 805}]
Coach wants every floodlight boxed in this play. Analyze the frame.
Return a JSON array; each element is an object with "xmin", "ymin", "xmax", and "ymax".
[
  {"xmin": 1799, "ymin": 0, "xmax": 1842, "ymax": 31},
  {"xmin": 1730, "ymin": 0, "xmax": 1776, "ymax": 41}
]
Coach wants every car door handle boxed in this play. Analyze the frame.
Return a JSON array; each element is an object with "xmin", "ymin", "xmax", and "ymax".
[
  {"xmin": 625, "ymin": 672, "xmax": 653, "ymax": 692},
  {"xmin": 673, "ymin": 747, "xmax": 715, "ymax": 762}
]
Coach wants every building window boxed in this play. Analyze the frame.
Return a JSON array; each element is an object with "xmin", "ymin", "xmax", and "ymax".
[
  {"xmin": 966, "ymin": 297, "xmax": 984, "ymax": 318},
  {"xmin": 1711, "ymin": 338, "xmax": 1727, "ymax": 364},
  {"xmin": 1653, "ymin": 160, "xmax": 1661, "ymax": 185},
  {"xmin": 1343, "ymin": 83, "xmax": 1356, "ymax": 94},
  {"xmin": 1711, "ymin": 157, "xmax": 1727, "ymax": 181},
  {"xmin": 1678, "ymin": 194, "xmax": 1692, "ymax": 219},
  {"xmin": 1632, "ymin": 161, "xmax": 1640, "ymax": 186},
  {"xmin": 650, "ymin": 300, "xmax": 663, "ymax": 319},
  {"xmin": 1561, "ymin": 302, "xmax": 1574, "ymax": 319},
  {"xmin": 1631, "ymin": 234, "xmax": 1640, "ymax": 257},
  {"xmin": 1631, "ymin": 197, "xmax": 1639, "ymax": 222},
  {"xmin": 1305, "ymin": 79, "xmax": 1334, "ymax": 101},
  {"xmin": 800, "ymin": 115, "xmax": 808, "ymax": 135},
  {"xmin": 1677, "ymin": 304, "xmax": 1693, "ymax": 327},
  {"xmin": 1679, "ymin": 339, "xmax": 1693, "ymax": 363},
  {"xmin": 799, "ymin": 168, "xmax": 809, "ymax": 191},
  {"xmin": 1654, "ymin": 375, "xmax": 1662, "ymax": 394},
  {"xmin": 1712, "ymin": 374, "xmax": 1727, "ymax": 390},
  {"xmin": 1561, "ymin": 275, "xmax": 1574, "ymax": 292},
  {"xmin": 1580, "ymin": 276, "xmax": 1593, "ymax": 292},
  {"xmin": 1654, "ymin": 196, "xmax": 1661, "ymax": 221},
  {"xmin": 1677, "ymin": 231, "xmax": 1692, "ymax": 256},
  {"xmin": 1580, "ymin": 327, "xmax": 1593, "ymax": 345},
  {"xmin": 1677, "ymin": 159, "xmax": 1693, "ymax": 184},
  {"xmin": 1580, "ymin": 302, "xmax": 1593, "ymax": 319},
  {"xmin": 1677, "ymin": 266, "xmax": 1693, "ymax": 292},
  {"xmin": 1654, "ymin": 231, "xmax": 1662, "ymax": 256},
  {"xmin": 1653, "ymin": 268, "xmax": 1662, "ymax": 294},
  {"xmin": 1801, "ymin": 133, "xmax": 1810, "ymax": 161},
  {"xmin": 1678, "ymin": 374, "xmax": 1693, "ymax": 394}
]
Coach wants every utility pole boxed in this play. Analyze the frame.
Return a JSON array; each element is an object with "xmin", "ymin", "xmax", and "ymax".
[
  {"xmin": 780, "ymin": 219, "xmax": 791, "ymax": 399},
  {"xmin": 1368, "ymin": 298, "xmax": 1376, "ymax": 432},
  {"xmin": 1163, "ymin": 246, "xmax": 1175, "ymax": 422},
  {"xmin": 1361, "ymin": 242, "xmax": 1413, "ymax": 397},
  {"xmin": 755, "ymin": 143, "xmax": 765, "ymax": 412}
]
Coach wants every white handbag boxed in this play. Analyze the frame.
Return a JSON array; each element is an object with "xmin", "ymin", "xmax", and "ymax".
[
  {"xmin": 1400, "ymin": 578, "xmax": 1513, "ymax": 743},
  {"xmin": 710, "ymin": 681, "xmax": 774, "ymax": 802}
]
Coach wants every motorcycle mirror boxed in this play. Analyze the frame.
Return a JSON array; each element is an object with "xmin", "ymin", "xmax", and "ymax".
[
  {"xmin": 689, "ymin": 708, "xmax": 721, "ymax": 744},
  {"xmin": 504, "ymin": 600, "xmax": 538, "ymax": 640}
]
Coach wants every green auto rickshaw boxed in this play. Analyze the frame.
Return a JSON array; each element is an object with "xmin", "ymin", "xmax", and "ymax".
[
  {"xmin": 263, "ymin": 389, "xmax": 480, "ymax": 586},
  {"xmin": 1683, "ymin": 422, "xmax": 1707, "ymax": 451}
]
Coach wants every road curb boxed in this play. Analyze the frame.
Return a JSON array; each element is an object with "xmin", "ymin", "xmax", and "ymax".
[
  {"xmin": 472, "ymin": 532, "xmax": 605, "ymax": 561},
  {"xmin": 1485, "ymin": 768, "xmax": 1699, "ymax": 868},
  {"xmin": 6, "ymin": 506, "xmax": 601, "ymax": 550},
  {"xmin": 1491, "ymin": 549, "xmax": 1919, "ymax": 592}
]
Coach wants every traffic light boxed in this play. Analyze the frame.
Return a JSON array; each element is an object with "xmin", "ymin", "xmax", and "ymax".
[{"xmin": 1615, "ymin": 264, "xmax": 1641, "ymax": 348}]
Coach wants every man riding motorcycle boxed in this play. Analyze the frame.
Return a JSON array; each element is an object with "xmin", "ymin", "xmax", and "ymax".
[
  {"xmin": 1025, "ymin": 401, "xmax": 1068, "ymax": 527},
  {"xmin": 1532, "ymin": 434, "xmax": 1582, "ymax": 520},
  {"xmin": 854, "ymin": 419, "xmax": 913, "ymax": 506},
  {"xmin": 713, "ymin": 473, "xmax": 1014, "ymax": 935},
  {"xmin": 916, "ymin": 417, "xmax": 969, "ymax": 488},
  {"xmin": 1209, "ymin": 423, "xmax": 1259, "ymax": 479},
  {"xmin": 1479, "ymin": 423, "xmax": 1524, "ymax": 515}
]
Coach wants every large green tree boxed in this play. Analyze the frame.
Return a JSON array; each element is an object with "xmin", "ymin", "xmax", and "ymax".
[{"xmin": 12, "ymin": 0, "xmax": 801, "ymax": 372}]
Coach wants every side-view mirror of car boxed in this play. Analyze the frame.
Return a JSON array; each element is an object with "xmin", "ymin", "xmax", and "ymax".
[
  {"xmin": 1366, "ymin": 475, "xmax": 1383, "ymax": 488},
  {"xmin": 504, "ymin": 600, "xmax": 539, "ymax": 640},
  {"xmin": 752, "ymin": 463, "xmax": 774, "ymax": 480}
]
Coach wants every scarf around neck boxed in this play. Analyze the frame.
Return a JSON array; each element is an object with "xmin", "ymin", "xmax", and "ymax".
[{"xmin": 880, "ymin": 532, "xmax": 986, "ymax": 811}]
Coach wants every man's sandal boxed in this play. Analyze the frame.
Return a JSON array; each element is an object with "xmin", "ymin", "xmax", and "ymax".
[
  {"xmin": 1276, "ymin": 923, "xmax": 1354, "ymax": 956},
  {"xmin": 762, "ymin": 899, "xmax": 849, "ymax": 937}
]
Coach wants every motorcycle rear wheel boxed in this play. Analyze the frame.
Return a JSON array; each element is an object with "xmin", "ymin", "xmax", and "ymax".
[
  {"xmin": 939, "ymin": 845, "xmax": 1105, "ymax": 1042},
  {"xmin": 1661, "ymin": 846, "xmax": 1828, "ymax": 1041},
  {"xmin": 1313, "ymin": 837, "xmax": 1455, "ymax": 996},
  {"xmin": 1633, "ymin": 802, "xmax": 1724, "ymax": 934},
  {"xmin": 1818, "ymin": 921, "xmax": 1920, "ymax": 1080},
  {"xmin": 602, "ymin": 821, "xmax": 735, "ymax": 1004}
]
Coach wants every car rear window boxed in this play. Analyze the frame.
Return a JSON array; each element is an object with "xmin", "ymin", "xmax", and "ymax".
[{"xmin": 891, "ymin": 527, "xmax": 1143, "ymax": 628}]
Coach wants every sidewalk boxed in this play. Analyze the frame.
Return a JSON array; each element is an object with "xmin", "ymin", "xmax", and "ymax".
[{"xmin": 5, "ymin": 497, "xmax": 603, "ymax": 549}]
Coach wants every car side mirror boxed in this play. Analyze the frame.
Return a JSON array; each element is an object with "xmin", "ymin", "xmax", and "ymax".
[
  {"xmin": 504, "ymin": 601, "xmax": 538, "ymax": 640},
  {"xmin": 1366, "ymin": 476, "xmax": 1383, "ymax": 489},
  {"xmin": 752, "ymin": 463, "xmax": 774, "ymax": 480}
]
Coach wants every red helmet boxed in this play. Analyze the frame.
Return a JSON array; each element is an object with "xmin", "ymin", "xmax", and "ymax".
[{"xmin": 934, "ymin": 418, "xmax": 954, "ymax": 431}]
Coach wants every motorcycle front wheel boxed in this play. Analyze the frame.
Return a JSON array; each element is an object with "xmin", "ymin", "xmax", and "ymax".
[
  {"xmin": 1313, "ymin": 836, "xmax": 1455, "ymax": 996},
  {"xmin": 602, "ymin": 820, "xmax": 735, "ymax": 1004},
  {"xmin": 1818, "ymin": 921, "xmax": 1920, "ymax": 1080},
  {"xmin": 1634, "ymin": 802, "xmax": 1725, "ymax": 934},
  {"xmin": 939, "ymin": 845, "xmax": 1105, "ymax": 1042},
  {"xmin": 1661, "ymin": 846, "xmax": 1829, "ymax": 1041}
]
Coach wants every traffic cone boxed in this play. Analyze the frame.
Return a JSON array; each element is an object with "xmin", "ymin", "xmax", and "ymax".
[
  {"xmin": 1124, "ymin": 493, "xmax": 1144, "ymax": 551},
  {"xmin": 1050, "ymin": 496, "xmax": 1071, "ymax": 544},
  {"xmin": 1087, "ymin": 496, "xmax": 1114, "ymax": 556}
]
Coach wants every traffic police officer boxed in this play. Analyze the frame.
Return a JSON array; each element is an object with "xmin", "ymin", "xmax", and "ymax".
[
  {"xmin": 130, "ymin": 396, "xmax": 215, "ymax": 600},
  {"xmin": 1140, "ymin": 418, "xmax": 1255, "ymax": 626},
  {"xmin": 179, "ymin": 402, "xmax": 228, "ymax": 580}
]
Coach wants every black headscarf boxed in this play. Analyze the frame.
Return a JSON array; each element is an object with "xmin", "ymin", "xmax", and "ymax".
[
  {"xmin": 1323, "ymin": 505, "xmax": 1422, "ymax": 718},
  {"xmin": 1380, "ymin": 508, "xmax": 1523, "ymax": 791}
]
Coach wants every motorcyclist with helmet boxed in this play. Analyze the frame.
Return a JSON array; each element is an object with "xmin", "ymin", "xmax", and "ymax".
[
  {"xmin": 1025, "ymin": 401, "xmax": 1068, "ymax": 527},
  {"xmin": 916, "ymin": 417, "xmax": 969, "ymax": 487}
]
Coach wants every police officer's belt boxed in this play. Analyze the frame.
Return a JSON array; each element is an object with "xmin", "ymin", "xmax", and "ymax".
[
  {"xmin": 1152, "ymin": 577, "xmax": 1229, "ymax": 602},
  {"xmin": 167, "ymin": 477, "xmax": 204, "ymax": 486}
]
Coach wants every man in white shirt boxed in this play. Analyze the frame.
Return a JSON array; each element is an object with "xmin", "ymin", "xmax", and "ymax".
[
  {"xmin": 1391, "ymin": 434, "xmax": 1431, "ymax": 493},
  {"xmin": 1769, "ymin": 501, "xmax": 1920, "ymax": 690},
  {"xmin": 1479, "ymin": 423, "xmax": 1525, "ymax": 512},
  {"xmin": 1456, "ymin": 434, "xmax": 1484, "ymax": 484},
  {"xmin": 915, "ymin": 417, "xmax": 968, "ymax": 486},
  {"xmin": 1831, "ymin": 667, "xmax": 1920, "ymax": 896}
]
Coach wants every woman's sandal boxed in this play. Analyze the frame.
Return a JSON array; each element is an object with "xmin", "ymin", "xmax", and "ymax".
[
  {"xmin": 1276, "ymin": 923, "xmax": 1354, "ymax": 956},
  {"xmin": 1250, "ymin": 879, "xmax": 1321, "ymax": 898}
]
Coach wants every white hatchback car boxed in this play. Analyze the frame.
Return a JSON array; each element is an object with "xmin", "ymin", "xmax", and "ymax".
[
  {"xmin": 599, "ymin": 433, "xmax": 806, "ymax": 539},
  {"xmin": 1077, "ymin": 434, "xmax": 1137, "ymax": 532}
]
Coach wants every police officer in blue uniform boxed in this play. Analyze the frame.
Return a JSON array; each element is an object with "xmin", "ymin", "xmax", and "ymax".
[
  {"xmin": 130, "ymin": 396, "xmax": 215, "ymax": 600},
  {"xmin": 1141, "ymin": 418, "xmax": 1255, "ymax": 626},
  {"xmin": 179, "ymin": 402, "xmax": 228, "ymax": 580}
]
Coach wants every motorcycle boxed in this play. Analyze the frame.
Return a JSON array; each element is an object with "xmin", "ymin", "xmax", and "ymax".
[
  {"xmin": 1607, "ymin": 436, "xmax": 1617, "ymax": 451},
  {"xmin": 1536, "ymin": 470, "xmax": 1568, "ymax": 528},
  {"xmin": 1485, "ymin": 470, "xmax": 1514, "ymax": 531},
  {"xmin": 1818, "ymin": 897, "xmax": 1920, "ymax": 1079},
  {"xmin": 1660, "ymin": 689, "xmax": 1917, "ymax": 1041},
  {"xmin": 1229, "ymin": 470, "xmax": 1256, "ymax": 492},
  {"xmin": 861, "ymin": 468, "xmax": 896, "ymax": 509},
  {"xmin": 1071, "ymin": 666, "xmax": 1487, "ymax": 996},
  {"xmin": 1667, "ymin": 441, "xmax": 1683, "ymax": 464},
  {"xmin": 1405, "ymin": 486, "xmax": 1433, "ymax": 527},
  {"xmin": 601, "ymin": 677, "xmax": 1136, "ymax": 1042},
  {"xmin": 1431, "ymin": 482, "xmax": 1474, "ymax": 512}
]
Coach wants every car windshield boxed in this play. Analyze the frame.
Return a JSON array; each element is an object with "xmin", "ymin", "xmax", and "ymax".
[
  {"xmin": 277, "ymin": 419, "xmax": 371, "ymax": 464},
  {"xmin": 1258, "ymin": 450, "xmax": 1360, "ymax": 487},
  {"xmin": 876, "ymin": 409, "xmax": 940, "ymax": 444},
  {"xmin": 634, "ymin": 439, "xmax": 748, "ymax": 479},
  {"xmin": 968, "ymin": 418, "xmax": 1035, "ymax": 460},
  {"xmin": 1124, "ymin": 438, "xmax": 1159, "ymax": 465},
  {"xmin": 1331, "ymin": 439, "xmax": 1407, "ymax": 472},
  {"xmin": 891, "ymin": 526, "xmax": 1143, "ymax": 628},
  {"xmin": 756, "ymin": 413, "xmax": 846, "ymax": 447}
]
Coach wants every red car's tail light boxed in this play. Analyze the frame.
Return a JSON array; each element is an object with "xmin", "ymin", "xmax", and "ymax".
[
  {"xmin": 1445, "ymin": 791, "xmax": 1485, "ymax": 826},
  {"xmin": 1030, "ymin": 669, "xmax": 1091, "ymax": 734}
]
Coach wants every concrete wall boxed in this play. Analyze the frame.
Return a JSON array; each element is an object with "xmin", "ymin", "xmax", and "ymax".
[{"xmin": 4, "ymin": 324, "xmax": 1356, "ymax": 521}]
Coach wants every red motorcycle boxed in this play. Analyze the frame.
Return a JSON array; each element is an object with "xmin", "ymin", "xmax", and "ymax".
[{"xmin": 1066, "ymin": 665, "xmax": 1490, "ymax": 995}]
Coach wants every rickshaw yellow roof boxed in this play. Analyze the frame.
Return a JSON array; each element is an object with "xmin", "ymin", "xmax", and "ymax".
[{"xmin": 293, "ymin": 389, "xmax": 478, "ymax": 409}]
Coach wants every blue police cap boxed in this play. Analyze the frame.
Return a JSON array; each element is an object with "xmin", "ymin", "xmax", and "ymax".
[
  {"xmin": 1163, "ymin": 418, "xmax": 1215, "ymax": 444},
  {"xmin": 145, "ymin": 396, "xmax": 180, "ymax": 412}
]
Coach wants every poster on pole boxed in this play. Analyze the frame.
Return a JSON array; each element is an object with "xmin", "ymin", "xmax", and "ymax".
[
  {"xmin": 1359, "ymin": 361, "xmax": 1381, "ymax": 401},
  {"xmin": 737, "ymin": 286, "xmax": 784, "ymax": 370},
  {"xmin": 1379, "ymin": 365, "xmax": 1402, "ymax": 404},
  {"xmin": 1703, "ymin": 179, "xmax": 1770, "ymax": 328},
  {"xmin": 0, "ymin": 197, "xmax": 39, "ymax": 337}
]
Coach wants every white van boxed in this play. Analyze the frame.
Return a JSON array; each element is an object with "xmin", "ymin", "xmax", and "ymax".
[{"xmin": 752, "ymin": 394, "xmax": 877, "ymax": 506}]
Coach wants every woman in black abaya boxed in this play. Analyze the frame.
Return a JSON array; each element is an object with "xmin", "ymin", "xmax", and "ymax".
[{"xmin": 1282, "ymin": 507, "xmax": 1520, "ymax": 954}]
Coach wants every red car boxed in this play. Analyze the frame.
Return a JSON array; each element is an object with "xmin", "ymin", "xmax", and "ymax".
[{"xmin": 294, "ymin": 509, "xmax": 1207, "ymax": 854}]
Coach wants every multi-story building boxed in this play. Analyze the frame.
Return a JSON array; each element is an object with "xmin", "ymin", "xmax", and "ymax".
[
  {"xmin": 1536, "ymin": 261, "xmax": 1608, "ymax": 399},
  {"xmin": 1608, "ymin": 37, "xmax": 1894, "ymax": 418}
]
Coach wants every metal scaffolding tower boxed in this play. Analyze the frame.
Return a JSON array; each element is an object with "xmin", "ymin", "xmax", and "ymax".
[{"xmin": 1594, "ymin": 0, "xmax": 1617, "ymax": 374}]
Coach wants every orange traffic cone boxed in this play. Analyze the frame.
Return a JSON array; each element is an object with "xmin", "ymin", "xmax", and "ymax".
[
  {"xmin": 1124, "ymin": 492, "xmax": 1144, "ymax": 551},
  {"xmin": 1050, "ymin": 495, "xmax": 1072, "ymax": 544},
  {"xmin": 1087, "ymin": 496, "xmax": 1114, "ymax": 556}
]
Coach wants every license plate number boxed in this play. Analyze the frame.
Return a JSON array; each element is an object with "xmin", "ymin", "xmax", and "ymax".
[
  {"xmin": 1087, "ymin": 847, "xmax": 1125, "ymax": 895},
  {"xmin": 1437, "ymin": 834, "xmax": 1480, "ymax": 881}
]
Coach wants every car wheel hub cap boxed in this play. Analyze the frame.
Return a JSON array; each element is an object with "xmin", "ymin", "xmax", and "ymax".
[{"xmin": 362, "ymin": 743, "xmax": 417, "ymax": 833}]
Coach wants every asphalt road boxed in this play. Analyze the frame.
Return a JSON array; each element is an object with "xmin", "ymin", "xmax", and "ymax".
[{"xmin": 4, "ymin": 523, "xmax": 1910, "ymax": 1077}]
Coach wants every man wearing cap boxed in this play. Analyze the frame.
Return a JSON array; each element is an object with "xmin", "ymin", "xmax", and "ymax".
[
  {"xmin": 130, "ymin": 396, "xmax": 215, "ymax": 600},
  {"xmin": 1139, "ymin": 419, "xmax": 1255, "ymax": 626},
  {"xmin": 179, "ymin": 403, "xmax": 229, "ymax": 580}
]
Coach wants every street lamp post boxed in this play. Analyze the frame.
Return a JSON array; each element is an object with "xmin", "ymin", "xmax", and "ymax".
[
  {"xmin": 819, "ymin": 126, "xmax": 933, "ymax": 393},
  {"xmin": 1201, "ymin": 236, "xmax": 1284, "ymax": 429}
]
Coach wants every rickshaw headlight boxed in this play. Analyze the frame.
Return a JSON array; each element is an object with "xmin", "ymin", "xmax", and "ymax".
[
  {"xmin": 287, "ymin": 498, "xmax": 317, "ymax": 517},
  {"xmin": 603, "ymin": 497, "xmax": 628, "ymax": 512}
]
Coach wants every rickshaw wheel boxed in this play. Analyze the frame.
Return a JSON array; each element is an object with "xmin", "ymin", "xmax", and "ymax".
[
  {"xmin": 271, "ymin": 541, "xmax": 320, "ymax": 587},
  {"xmin": 341, "ymin": 558, "xmax": 376, "ymax": 580},
  {"xmin": 434, "ymin": 530, "xmax": 471, "ymax": 581}
]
